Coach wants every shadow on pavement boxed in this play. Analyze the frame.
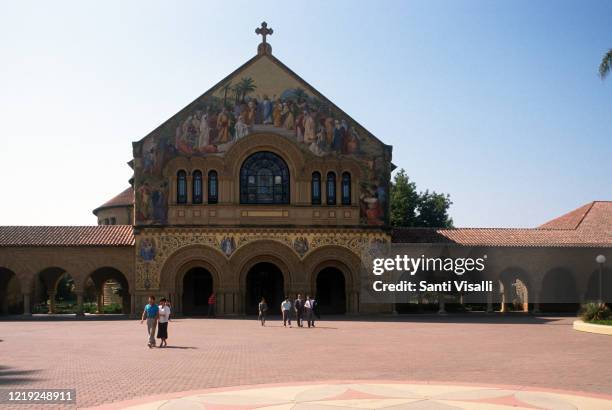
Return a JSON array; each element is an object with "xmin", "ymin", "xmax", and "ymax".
[
  {"xmin": 161, "ymin": 346, "xmax": 198, "ymax": 349},
  {"xmin": 0, "ymin": 366, "xmax": 42, "ymax": 385}
]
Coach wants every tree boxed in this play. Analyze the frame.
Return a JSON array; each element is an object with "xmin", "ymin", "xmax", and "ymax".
[
  {"xmin": 390, "ymin": 169, "xmax": 419, "ymax": 227},
  {"xmin": 291, "ymin": 87, "xmax": 309, "ymax": 102},
  {"xmin": 599, "ymin": 49, "xmax": 612, "ymax": 80},
  {"xmin": 415, "ymin": 190, "xmax": 454, "ymax": 228},
  {"xmin": 389, "ymin": 169, "xmax": 454, "ymax": 228},
  {"xmin": 238, "ymin": 77, "xmax": 257, "ymax": 102},
  {"xmin": 221, "ymin": 81, "xmax": 232, "ymax": 107}
]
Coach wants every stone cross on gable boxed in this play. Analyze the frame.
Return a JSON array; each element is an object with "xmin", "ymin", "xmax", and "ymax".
[
  {"xmin": 255, "ymin": 22, "xmax": 273, "ymax": 55},
  {"xmin": 255, "ymin": 21, "xmax": 273, "ymax": 44}
]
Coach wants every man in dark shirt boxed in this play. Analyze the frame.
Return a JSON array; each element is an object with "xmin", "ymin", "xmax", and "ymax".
[{"xmin": 294, "ymin": 294, "xmax": 304, "ymax": 327}]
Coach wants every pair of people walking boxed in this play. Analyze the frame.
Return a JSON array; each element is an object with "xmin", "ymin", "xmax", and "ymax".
[
  {"xmin": 141, "ymin": 295, "xmax": 171, "ymax": 348},
  {"xmin": 297, "ymin": 294, "xmax": 317, "ymax": 328}
]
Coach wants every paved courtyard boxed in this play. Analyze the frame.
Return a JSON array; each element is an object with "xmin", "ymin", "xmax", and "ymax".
[{"xmin": 1, "ymin": 315, "xmax": 611, "ymax": 408}]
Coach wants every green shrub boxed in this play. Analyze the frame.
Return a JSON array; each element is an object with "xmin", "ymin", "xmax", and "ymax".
[
  {"xmin": 102, "ymin": 303, "xmax": 123, "ymax": 314},
  {"xmin": 580, "ymin": 302, "xmax": 611, "ymax": 322}
]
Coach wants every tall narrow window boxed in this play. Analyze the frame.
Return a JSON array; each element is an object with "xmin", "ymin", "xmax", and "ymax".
[
  {"xmin": 311, "ymin": 172, "xmax": 321, "ymax": 205},
  {"xmin": 341, "ymin": 172, "xmax": 351, "ymax": 205},
  {"xmin": 177, "ymin": 170, "xmax": 187, "ymax": 204},
  {"xmin": 326, "ymin": 172, "xmax": 336, "ymax": 205},
  {"xmin": 192, "ymin": 170, "xmax": 203, "ymax": 204},
  {"xmin": 208, "ymin": 170, "xmax": 218, "ymax": 204}
]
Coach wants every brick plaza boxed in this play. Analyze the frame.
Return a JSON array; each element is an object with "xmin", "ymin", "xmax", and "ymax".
[{"xmin": 1, "ymin": 315, "xmax": 611, "ymax": 408}]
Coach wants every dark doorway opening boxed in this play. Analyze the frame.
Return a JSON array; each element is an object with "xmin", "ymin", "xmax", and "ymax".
[
  {"xmin": 315, "ymin": 267, "xmax": 346, "ymax": 314},
  {"xmin": 183, "ymin": 267, "xmax": 213, "ymax": 316},
  {"xmin": 246, "ymin": 262, "xmax": 284, "ymax": 315}
]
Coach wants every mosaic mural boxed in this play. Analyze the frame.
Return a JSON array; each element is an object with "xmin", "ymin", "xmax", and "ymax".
[
  {"xmin": 133, "ymin": 55, "xmax": 391, "ymax": 226},
  {"xmin": 135, "ymin": 229, "xmax": 390, "ymax": 290}
]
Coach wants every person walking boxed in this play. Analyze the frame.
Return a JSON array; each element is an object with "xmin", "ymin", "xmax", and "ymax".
[
  {"xmin": 207, "ymin": 292, "xmax": 216, "ymax": 317},
  {"xmin": 281, "ymin": 296, "xmax": 292, "ymax": 327},
  {"xmin": 157, "ymin": 298, "xmax": 171, "ymax": 347},
  {"xmin": 140, "ymin": 295, "xmax": 159, "ymax": 348},
  {"xmin": 304, "ymin": 295, "xmax": 314, "ymax": 328},
  {"xmin": 258, "ymin": 297, "xmax": 268, "ymax": 326},
  {"xmin": 311, "ymin": 296, "xmax": 318, "ymax": 327},
  {"xmin": 294, "ymin": 294, "xmax": 304, "ymax": 327}
]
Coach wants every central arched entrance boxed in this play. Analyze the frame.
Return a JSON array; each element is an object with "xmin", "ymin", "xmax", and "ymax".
[
  {"xmin": 315, "ymin": 267, "xmax": 346, "ymax": 314},
  {"xmin": 182, "ymin": 267, "xmax": 213, "ymax": 316},
  {"xmin": 246, "ymin": 262, "xmax": 284, "ymax": 315}
]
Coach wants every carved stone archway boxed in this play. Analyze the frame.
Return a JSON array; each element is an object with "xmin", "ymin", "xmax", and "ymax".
[
  {"xmin": 230, "ymin": 239, "xmax": 300, "ymax": 314},
  {"xmin": 159, "ymin": 244, "xmax": 228, "ymax": 314},
  {"xmin": 303, "ymin": 245, "xmax": 362, "ymax": 314}
]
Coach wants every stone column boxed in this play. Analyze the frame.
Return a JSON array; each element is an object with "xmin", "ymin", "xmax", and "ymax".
[
  {"xmin": 48, "ymin": 291, "xmax": 56, "ymax": 314},
  {"xmin": 237, "ymin": 292, "xmax": 244, "ymax": 315},
  {"xmin": 186, "ymin": 175, "xmax": 193, "ymax": 203},
  {"xmin": 76, "ymin": 293, "xmax": 84, "ymax": 316},
  {"xmin": 130, "ymin": 294, "xmax": 136, "ymax": 316},
  {"xmin": 217, "ymin": 292, "xmax": 225, "ymax": 315},
  {"xmin": 23, "ymin": 293, "xmax": 31, "ymax": 316},
  {"xmin": 96, "ymin": 291, "xmax": 103, "ymax": 314},
  {"xmin": 1, "ymin": 296, "xmax": 8, "ymax": 315},
  {"xmin": 532, "ymin": 291, "xmax": 541, "ymax": 315},
  {"xmin": 500, "ymin": 285, "xmax": 509, "ymax": 313}
]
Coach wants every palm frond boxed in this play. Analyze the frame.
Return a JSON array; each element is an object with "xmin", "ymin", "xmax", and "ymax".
[{"xmin": 599, "ymin": 49, "xmax": 612, "ymax": 80}]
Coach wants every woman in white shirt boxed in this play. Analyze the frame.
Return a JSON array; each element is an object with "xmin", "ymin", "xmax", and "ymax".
[{"xmin": 157, "ymin": 298, "xmax": 171, "ymax": 347}]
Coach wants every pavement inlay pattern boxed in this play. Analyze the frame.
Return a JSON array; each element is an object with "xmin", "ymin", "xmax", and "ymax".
[{"xmin": 87, "ymin": 382, "xmax": 612, "ymax": 410}]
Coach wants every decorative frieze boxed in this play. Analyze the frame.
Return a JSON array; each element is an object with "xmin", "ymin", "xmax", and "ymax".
[{"xmin": 135, "ymin": 227, "xmax": 389, "ymax": 290}]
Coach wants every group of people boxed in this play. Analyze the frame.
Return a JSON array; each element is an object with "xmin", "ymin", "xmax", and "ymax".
[
  {"xmin": 258, "ymin": 294, "xmax": 318, "ymax": 328},
  {"xmin": 140, "ymin": 292, "xmax": 319, "ymax": 348}
]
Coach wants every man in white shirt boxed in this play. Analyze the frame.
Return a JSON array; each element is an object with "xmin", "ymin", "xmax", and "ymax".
[
  {"xmin": 304, "ymin": 296, "xmax": 314, "ymax": 328},
  {"xmin": 281, "ymin": 297, "xmax": 292, "ymax": 327},
  {"xmin": 157, "ymin": 298, "xmax": 171, "ymax": 347}
]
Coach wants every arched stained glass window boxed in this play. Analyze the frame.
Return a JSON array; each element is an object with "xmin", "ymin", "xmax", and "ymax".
[
  {"xmin": 240, "ymin": 152, "xmax": 290, "ymax": 204},
  {"xmin": 341, "ymin": 172, "xmax": 351, "ymax": 205},
  {"xmin": 208, "ymin": 170, "xmax": 218, "ymax": 204},
  {"xmin": 326, "ymin": 172, "xmax": 336, "ymax": 205},
  {"xmin": 312, "ymin": 172, "xmax": 321, "ymax": 205},
  {"xmin": 177, "ymin": 170, "xmax": 187, "ymax": 204},
  {"xmin": 193, "ymin": 170, "xmax": 203, "ymax": 204}
]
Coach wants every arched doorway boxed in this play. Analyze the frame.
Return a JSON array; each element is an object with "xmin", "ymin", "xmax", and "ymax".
[
  {"xmin": 35, "ymin": 268, "xmax": 76, "ymax": 314},
  {"xmin": 85, "ymin": 267, "xmax": 131, "ymax": 314},
  {"xmin": 182, "ymin": 267, "xmax": 213, "ymax": 316},
  {"xmin": 246, "ymin": 262, "xmax": 284, "ymax": 315},
  {"xmin": 315, "ymin": 267, "xmax": 346, "ymax": 314},
  {"xmin": 0, "ymin": 268, "xmax": 21, "ymax": 315},
  {"xmin": 585, "ymin": 267, "xmax": 612, "ymax": 303},
  {"xmin": 540, "ymin": 268, "xmax": 579, "ymax": 313}
]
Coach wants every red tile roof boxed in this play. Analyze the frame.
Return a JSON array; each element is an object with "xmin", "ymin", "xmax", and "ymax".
[
  {"xmin": 93, "ymin": 187, "xmax": 134, "ymax": 215},
  {"xmin": 0, "ymin": 225, "xmax": 134, "ymax": 247},
  {"xmin": 392, "ymin": 201, "xmax": 612, "ymax": 248}
]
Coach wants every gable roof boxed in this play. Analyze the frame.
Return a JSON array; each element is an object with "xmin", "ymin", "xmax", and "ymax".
[
  {"xmin": 134, "ymin": 52, "xmax": 390, "ymax": 151},
  {"xmin": 539, "ymin": 201, "xmax": 612, "ymax": 230},
  {"xmin": 0, "ymin": 226, "xmax": 135, "ymax": 247},
  {"xmin": 392, "ymin": 201, "xmax": 612, "ymax": 248}
]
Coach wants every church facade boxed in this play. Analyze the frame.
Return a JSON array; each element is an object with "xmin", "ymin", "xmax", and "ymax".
[{"xmin": 0, "ymin": 25, "xmax": 610, "ymax": 317}]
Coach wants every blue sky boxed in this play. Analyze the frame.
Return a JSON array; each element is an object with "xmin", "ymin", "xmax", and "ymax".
[{"xmin": 0, "ymin": 0, "xmax": 610, "ymax": 227}]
